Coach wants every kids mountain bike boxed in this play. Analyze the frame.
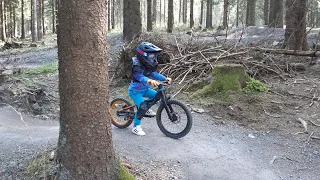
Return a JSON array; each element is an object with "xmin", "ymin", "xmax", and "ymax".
[{"xmin": 109, "ymin": 82, "xmax": 192, "ymax": 139}]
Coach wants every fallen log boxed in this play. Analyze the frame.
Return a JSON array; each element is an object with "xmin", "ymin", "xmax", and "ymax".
[{"xmin": 255, "ymin": 48, "xmax": 320, "ymax": 57}]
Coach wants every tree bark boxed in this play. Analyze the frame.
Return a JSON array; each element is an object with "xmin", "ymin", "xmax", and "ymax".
[
  {"xmin": 42, "ymin": 0, "xmax": 45, "ymax": 35},
  {"xmin": 37, "ymin": 0, "xmax": 43, "ymax": 41},
  {"xmin": 52, "ymin": 0, "xmax": 55, "ymax": 33},
  {"xmin": 160, "ymin": 0, "xmax": 162, "ymax": 24},
  {"xmin": 0, "ymin": 0, "xmax": 5, "ymax": 41},
  {"xmin": 179, "ymin": 0, "xmax": 182, "ymax": 23},
  {"xmin": 182, "ymin": 0, "xmax": 187, "ymax": 24},
  {"xmin": 263, "ymin": 0, "xmax": 268, "ymax": 25},
  {"xmin": 153, "ymin": 0, "xmax": 157, "ymax": 23},
  {"xmin": 147, "ymin": 0, "xmax": 152, "ymax": 31},
  {"xmin": 246, "ymin": 0, "xmax": 256, "ymax": 26},
  {"xmin": 167, "ymin": 0, "xmax": 173, "ymax": 33},
  {"xmin": 164, "ymin": 0, "xmax": 166, "ymax": 27},
  {"xmin": 269, "ymin": 0, "xmax": 283, "ymax": 27},
  {"xmin": 31, "ymin": 0, "xmax": 38, "ymax": 42},
  {"xmin": 236, "ymin": 0, "xmax": 239, "ymax": 26},
  {"xmin": 111, "ymin": 0, "xmax": 115, "ymax": 29},
  {"xmin": 190, "ymin": 0, "xmax": 194, "ymax": 28},
  {"xmin": 21, "ymin": 0, "xmax": 25, "ymax": 39},
  {"xmin": 223, "ymin": 0, "xmax": 228, "ymax": 28},
  {"xmin": 9, "ymin": 2, "xmax": 13, "ymax": 38},
  {"xmin": 284, "ymin": 0, "xmax": 308, "ymax": 50},
  {"xmin": 57, "ymin": 0, "xmax": 117, "ymax": 179},
  {"xmin": 123, "ymin": 0, "xmax": 142, "ymax": 41},
  {"xmin": 206, "ymin": 0, "xmax": 212, "ymax": 29},
  {"xmin": 200, "ymin": 0, "xmax": 203, "ymax": 26},
  {"xmin": 107, "ymin": 0, "xmax": 111, "ymax": 31}
]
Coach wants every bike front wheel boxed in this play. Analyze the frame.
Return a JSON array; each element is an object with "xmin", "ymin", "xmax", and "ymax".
[{"xmin": 156, "ymin": 100, "xmax": 192, "ymax": 139}]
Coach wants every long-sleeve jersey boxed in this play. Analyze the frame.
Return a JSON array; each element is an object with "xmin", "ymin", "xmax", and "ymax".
[{"xmin": 128, "ymin": 57, "xmax": 166, "ymax": 92}]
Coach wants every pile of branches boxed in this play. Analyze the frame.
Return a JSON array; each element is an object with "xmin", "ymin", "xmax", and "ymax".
[{"xmin": 118, "ymin": 33, "xmax": 299, "ymax": 86}]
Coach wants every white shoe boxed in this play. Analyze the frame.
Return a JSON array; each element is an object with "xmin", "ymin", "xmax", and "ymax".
[
  {"xmin": 145, "ymin": 109, "xmax": 156, "ymax": 116},
  {"xmin": 132, "ymin": 125, "xmax": 146, "ymax": 136}
]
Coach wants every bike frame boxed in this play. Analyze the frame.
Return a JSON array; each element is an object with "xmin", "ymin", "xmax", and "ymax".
[{"xmin": 118, "ymin": 83, "xmax": 175, "ymax": 120}]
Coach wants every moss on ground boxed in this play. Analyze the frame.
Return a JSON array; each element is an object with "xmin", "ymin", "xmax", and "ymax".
[
  {"xmin": 192, "ymin": 64, "xmax": 268, "ymax": 98},
  {"xmin": 119, "ymin": 164, "xmax": 135, "ymax": 180},
  {"xmin": 192, "ymin": 64, "xmax": 247, "ymax": 98}
]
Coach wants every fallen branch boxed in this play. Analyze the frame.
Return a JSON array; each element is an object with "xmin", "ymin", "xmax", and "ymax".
[
  {"xmin": 263, "ymin": 109, "xmax": 281, "ymax": 118},
  {"xmin": 295, "ymin": 118, "xmax": 308, "ymax": 135},
  {"xmin": 256, "ymin": 48, "xmax": 320, "ymax": 57},
  {"xmin": 309, "ymin": 120, "xmax": 320, "ymax": 127}
]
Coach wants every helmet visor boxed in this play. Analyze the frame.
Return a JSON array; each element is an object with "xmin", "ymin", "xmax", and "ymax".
[{"xmin": 147, "ymin": 53, "xmax": 157, "ymax": 61}]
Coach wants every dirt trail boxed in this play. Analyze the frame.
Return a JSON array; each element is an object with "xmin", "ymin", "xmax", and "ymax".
[{"xmin": 1, "ymin": 105, "xmax": 319, "ymax": 180}]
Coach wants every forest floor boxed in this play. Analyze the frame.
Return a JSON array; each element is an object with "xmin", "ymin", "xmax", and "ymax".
[{"xmin": 0, "ymin": 28, "xmax": 320, "ymax": 179}]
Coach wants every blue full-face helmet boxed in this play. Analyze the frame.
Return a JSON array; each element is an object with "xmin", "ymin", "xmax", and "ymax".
[{"xmin": 136, "ymin": 42, "xmax": 162, "ymax": 70}]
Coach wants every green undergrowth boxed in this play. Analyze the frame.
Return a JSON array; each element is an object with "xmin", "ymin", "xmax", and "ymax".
[
  {"xmin": 23, "ymin": 62, "xmax": 58, "ymax": 74},
  {"xmin": 119, "ymin": 164, "xmax": 135, "ymax": 180},
  {"xmin": 26, "ymin": 153, "xmax": 54, "ymax": 180},
  {"xmin": 243, "ymin": 77, "xmax": 269, "ymax": 93}
]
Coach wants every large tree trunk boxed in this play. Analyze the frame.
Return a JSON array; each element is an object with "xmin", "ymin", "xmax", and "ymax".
[
  {"xmin": 206, "ymin": 0, "xmax": 213, "ymax": 29},
  {"xmin": 52, "ymin": 0, "xmax": 55, "ymax": 33},
  {"xmin": 21, "ymin": 0, "xmax": 25, "ymax": 39},
  {"xmin": 284, "ymin": 0, "xmax": 308, "ymax": 50},
  {"xmin": 123, "ymin": 0, "xmax": 142, "ymax": 41},
  {"xmin": 9, "ymin": 2, "xmax": 13, "ymax": 38},
  {"xmin": 263, "ymin": 0, "xmax": 269, "ymax": 25},
  {"xmin": 31, "ymin": 0, "xmax": 37, "ymax": 42},
  {"xmin": 246, "ymin": 0, "xmax": 256, "ymax": 26},
  {"xmin": 42, "ymin": 0, "xmax": 45, "ymax": 35},
  {"xmin": 57, "ymin": 0, "xmax": 117, "ymax": 179},
  {"xmin": 147, "ymin": 0, "xmax": 152, "ymax": 31},
  {"xmin": 167, "ymin": 0, "xmax": 173, "ymax": 33},
  {"xmin": 223, "ymin": 0, "xmax": 228, "ymax": 28},
  {"xmin": 190, "ymin": 0, "xmax": 194, "ymax": 28},
  {"xmin": 164, "ymin": 0, "xmax": 166, "ymax": 27},
  {"xmin": 269, "ymin": 0, "xmax": 283, "ymax": 27},
  {"xmin": 37, "ymin": 0, "xmax": 43, "ymax": 40}
]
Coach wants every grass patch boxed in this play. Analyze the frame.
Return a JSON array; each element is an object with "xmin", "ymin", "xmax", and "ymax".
[
  {"xmin": 26, "ymin": 154, "xmax": 53, "ymax": 180},
  {"xmin": 119, "ymin": 164, "xmax": 135, "ymax": 180},
  {"xmin": 24, "ymin": 62, "xmax": 58, "ymax": 74}
]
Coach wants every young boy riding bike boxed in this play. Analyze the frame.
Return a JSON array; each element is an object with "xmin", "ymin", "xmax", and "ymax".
[{"xmin": 128, "ymin": 42, "xmax": 172, "ymax": 136}]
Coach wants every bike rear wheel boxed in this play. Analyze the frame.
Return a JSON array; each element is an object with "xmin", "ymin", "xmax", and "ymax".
[
  {"xmin": 109, "ymin": 98, "xmax": 135, "ymax": 129},
  {"xmin": 156, "ymin": 100, "xmax": 192, "ymax": 139}
]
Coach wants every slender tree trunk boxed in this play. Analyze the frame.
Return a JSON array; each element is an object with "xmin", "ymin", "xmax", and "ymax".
[
  {"xmin": 42, "ymin": 0, "xmax": 45, "ymax": 35},
  {"xmin": 13, "ymin": 3, "xmax": 16, "ymax": 37},
  {"xmin": 147, "ymin": 0, "xmax": 152, "ymax": 31},
  {"xmin": 206, "ymin": 0, "xmax": 212, "ymax": 29},
  {"xmin": 200, "ymin": 0, "xmax": 203, "ymax": 26},
  {"xmin": 32, "ymin": 0, "xmax": 37, "ymax": 42},
  {"xmin": 123, "ymin": 0, "xmax": 142, "ymax": 41},
  {"xmin": 264, "ymin": 0, "xmax": 269, "ymax": 25},
  {"xmin": 52, "ymin": 0, "xmax": 55, "ymax": 33},
  {"xmin": 246, "ymin": 0, "xmax": 256, "ymax": 26},
  {"xmin": 167, "ymin": 0, "xmax": 173, "ymax": 33},
  {"xmin": 9, "ymin": 2, "xmax": 12, "ymax": 38},
  {"xmin": 107, "ymin": 0, "xmax": 111, "ymax": 31},
  {"xmin": 21, "ymin": 0, "xmax": 25, "ymax": 39},
  {"xmin": 183, "ymin": 0, "xmax": 187, "ymax": 24},
  {"xmin": 0, "ymin": 0, "xmax": 5, "ymax": 41},
  {"xmin": 37, "ymin": 0, "xmax": 43, "ymax": 41},
  {"xmin": 160, "ymin": 0, "xmax": 162, "ymax": 24},
  {"xmin": 164, "ymin": 0, "xmax": 166, "ymax": 27},
  {"xmin": 236, "ymin": 0, "xmax": 239, "ymax": 26},
  {"xmin": 284, "ymin": 0, "xmax": 308, "ymax": 50},
  {"xmin": 223, "ymin": 0, "xmax": 228, "ymax": 28},
  {"xmin": 57, "ymin": 0, "xmax": 117, "ymax": 178},
  {"xmin": 153, "ymin": 0, "xmax": 157, "ymax": 23},
  {"xmin": 179, "ymin": 0, "xmax": 182, "ymax": 23},
  {"xmin": 190, "ymin": 0, "xmax": 194, "ymax": 28},
  {"xmin": 111, "ymin": 0, "xmax": 114, "ymax": 29}
]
